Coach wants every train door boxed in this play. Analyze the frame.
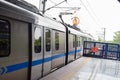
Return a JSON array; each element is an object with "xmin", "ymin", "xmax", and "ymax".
[
  {"xmin": 76, "ymin": 36, "xmax": 83, "ymax": 58},
  {"xmin": 68, "ymin": 34, "xmax": 76, "ymax": 63},
  {"xmin": 31, "ymin": 25, "xmax": 43, "ymax": 80},
  {"xmin": 81, "ymin": 36, "xmax": 85, "ymax": 56},
  {"xmin": 43, "ymin": 28, "xmax": 52, "ymax": 76},
  {"xmin": 0, "ymin": 18, "xmax": 29, "ymax": 80},
  {"xmin": 51, "ymin": 30, "xmax": 66, "ymax": 70}
]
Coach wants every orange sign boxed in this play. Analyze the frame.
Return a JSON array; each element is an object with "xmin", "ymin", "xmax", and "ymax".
[
  {"xmin": 72, "ymin": 16, "xmax": 80, "ymax": 26},
  {"xmin": 91, "ymin": 47, "xmax": 98, "ymax": 53}
]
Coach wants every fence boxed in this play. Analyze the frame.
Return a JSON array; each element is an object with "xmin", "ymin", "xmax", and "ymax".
[{"xmin": 83, "ymin": 41, "xmax": 120, "ymax": 60}]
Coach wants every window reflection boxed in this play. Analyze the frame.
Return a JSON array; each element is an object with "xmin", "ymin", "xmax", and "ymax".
[
  {"xmin": 76, "ymin": 36, "xmax": 79, "ymax": 47},
  {"xmin": 55, "ymin": 31, "xmax": 59, "ymax": 50},
  {"xmin": 79, "ymin": 37, "xmax": 81, "ymax": 47},
  {"xmin": 34, "ymin": 27, "xmax": 41, "ymax": 53},
  {"xmin": 73, "ymin": 35, "xmax": 76, "ymax": 48},
  {"xmin": 0, "ymin": 20, "xmax": 10, "ymax": 57},
  {"xmin": 46, "ymin": 29, "xmax": 51, "ymax": 51}
]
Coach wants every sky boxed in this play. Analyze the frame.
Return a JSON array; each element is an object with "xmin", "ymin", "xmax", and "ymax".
[{"xmin": 25, "ymin": 0, "xmax": 120, "ymax": 41}]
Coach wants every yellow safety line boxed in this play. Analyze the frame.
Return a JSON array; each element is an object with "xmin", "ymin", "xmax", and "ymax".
[{"xmin": 61, "ymin": 57, "xmax": 91, "ymax": 80}]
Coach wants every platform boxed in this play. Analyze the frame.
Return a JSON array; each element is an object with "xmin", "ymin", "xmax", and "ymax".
[{"xmin": 39, "ymin": 57, "xmax": 120, "ymax": 80}]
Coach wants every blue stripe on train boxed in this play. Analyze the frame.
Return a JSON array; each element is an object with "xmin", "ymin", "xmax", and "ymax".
[
  {"xmin": 32, "ymin": 59, "xmax": 43, "ymax": 66},
  {"xmin": 6, "ymin": 62, "xmax": 28, "ymax": 73},
  {"xmin": 3, "ymin": 49, "xmax": 81, "ymax": 74},
  {"xmin": 69, "ymin": 50, "xmax": 75, "ymax": 55},
  {"xmin": 69, "ymin": 49, "xmax": 81, "ymax": 55},
  {"xmin": 5, "ymin": 53, "xmax": 66, "ymax": 74},
  {"xmin": 51, "ymin": 53, "xmax": 66, "ymax": 60},
  {"xmin": 76, "ymin": 49, "xmax": 81, "ymax": 53}
]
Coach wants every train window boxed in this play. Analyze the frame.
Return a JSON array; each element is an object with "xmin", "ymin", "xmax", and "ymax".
[
  {"xmin": 81, "ymin": 37, "xmax": 84, "ymax": 45},
  {"xmin": 55, "ymin": 31, "xmax": 59, "ymax": 50},
  {"xmin": 46, "ymin": 29, "xmax": 51, "ymax": 51},
  {"xmin": 84, "ymin": 37, "xmax": 87, "ymax": 41},
  {"xmin": 76, "ymin": 36, "xmax": 79, "ymax": 47},
  {"xmin": 34, "ymin": 27, "xmax": 41, "ymax": 53},
  {"xmin": 79, "ymin": 37, "xmax": 81, "ymax": 46},
  {"xmin": 73, "ymin": 35, "xmax": 76, "ymax": 48},
  {"xmin": 0, "ymin": 20, "xmax": 10, "ymax": 57}
]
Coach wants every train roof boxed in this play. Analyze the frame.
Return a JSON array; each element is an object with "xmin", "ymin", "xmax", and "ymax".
[
  {"xmin": 66, "ymin": 26, "xmax": 86, "ymax": 37},
  {"xmin": 5, "ymin": 0, "xmax": 39, "ymax": 13},
  {"xmin": 0, "ymin": 0, "xmax": 66, "ymax": 32},
  {"xmin": 65, "ymin": 24, "xmax": 94, "ymax": 39}
]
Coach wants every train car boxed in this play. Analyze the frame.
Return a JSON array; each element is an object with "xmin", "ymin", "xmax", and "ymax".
[
  {"xmin": 66, "ymin": 26, "xmax": 93, "ymax": 62},
  {"xmin": 0, "ymin": 0, "xmax": 94, "ymax": 80},
  {"xmin": 0, "ymin": 0, "xmax": 67, "ymax": 80},
  {"xmin": 66, "ymin": 27, "xmax": 83, "ymax": 63}
]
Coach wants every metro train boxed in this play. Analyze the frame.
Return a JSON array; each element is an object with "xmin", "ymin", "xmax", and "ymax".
[{"xmin": 0, "ymin": 0, "xmax": 93, "ymax": 80}]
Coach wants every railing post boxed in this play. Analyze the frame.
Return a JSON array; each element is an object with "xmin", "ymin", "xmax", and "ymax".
[{"xmin": 104, "ymin": 43, "xmax": 108, "ymax": 59}]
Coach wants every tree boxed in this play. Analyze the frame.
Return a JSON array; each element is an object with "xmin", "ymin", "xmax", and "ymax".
[
  {"xmin": 97, "ymin": 37, "xmax": 103, "ymax": 42},
  {"xmin": 106, "ymin": 40, "xmax": 113, "ymax": 43},
  {"xmin": 113, "ymin": 31, "xmax": 120, "ymax": 44}
]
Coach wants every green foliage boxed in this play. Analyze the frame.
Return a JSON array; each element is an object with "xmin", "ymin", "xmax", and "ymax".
[
  {"xmin": 97, "ymin": 37, "xmax": 103, "ymax": 42},
  {"xmin": 34, "ymin": 37, "xmax": 41, "ymax": 46},
  {"xmin": 106, "ymin": 40, "xmax": 113, "ymax": 43},
  {"xmin": 113, "ymin": 31, "xmax": 120, "ymax": 44}
]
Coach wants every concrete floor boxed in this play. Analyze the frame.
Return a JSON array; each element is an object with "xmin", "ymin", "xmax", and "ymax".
[{"xmin": 40, "ymin": 57, "xmax": 120, "ymax": 80}]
